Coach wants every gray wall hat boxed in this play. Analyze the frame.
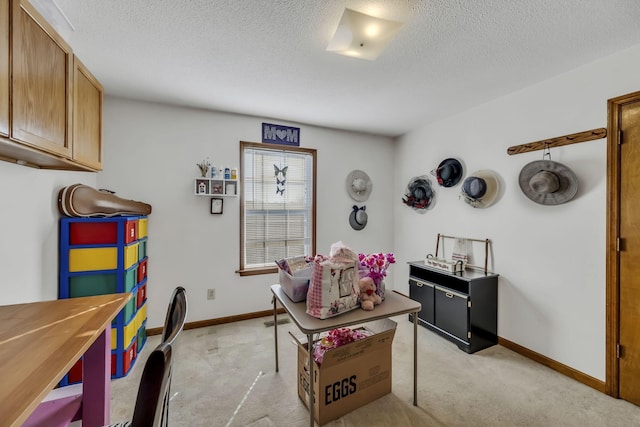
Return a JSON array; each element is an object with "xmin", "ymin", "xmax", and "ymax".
[
  {"xmin": 346, "ymin": 170, "xmax": 372, "ymax": 202},
  {"xmin": 349, "ymin": 205, "xmax": 367, "ymax": 230},
  {"xmin": 518, "ymin": 160, "xmax": 578, "ymax": 205}
]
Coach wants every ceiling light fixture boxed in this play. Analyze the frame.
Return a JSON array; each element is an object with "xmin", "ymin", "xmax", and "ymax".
[{"xmin": 326, "ymin": 8, "xmax": 402, "ymax": 60}]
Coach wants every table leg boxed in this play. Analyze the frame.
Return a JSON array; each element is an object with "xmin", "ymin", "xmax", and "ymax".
[
  {"xmin": 82, "ymin": 327, "xmax": 110, "ymax": 426},
  {"xmin": 273, "ymin": 296, "xmax": 279, "ymax": 373},
  {"xmin": 413, "ymin": 311, "xmax": 418, "ymax": 406},
  {"xmin": 308, "ymin": 332, "xmax": 314, "ymax": 427}
]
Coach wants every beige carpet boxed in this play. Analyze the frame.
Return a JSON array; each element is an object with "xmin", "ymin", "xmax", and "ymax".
[{"xmin": 109, "ymin": 315, "xmax": 640, "ymax": 426}]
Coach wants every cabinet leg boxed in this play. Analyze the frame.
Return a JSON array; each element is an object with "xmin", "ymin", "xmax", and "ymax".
[{"xmin": 413, "ymin": 311, "xmax": 418, "ymax": 406}]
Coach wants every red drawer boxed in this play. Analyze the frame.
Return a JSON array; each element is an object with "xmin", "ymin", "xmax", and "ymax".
[
  {"xmin": 124, "ymin": 219, "xmax": 138, "ymax": 244},
  {"xmin": 68, "ymin": 358, "xmax": 83, "ymax": 384},
  {"xmin": 69, "ymin": 221, "xmax": 117, "ymax": 245},
  {"xmin": 137, "ymin": 259, "xmax": 148, "ymax": 283},
  {"xmin": 137, "ymin": 283, "xmax": 146, "ymax": 308},
  {"xmin": 111, "ymin": 339, "xmax": 137, "ymax": 376}
]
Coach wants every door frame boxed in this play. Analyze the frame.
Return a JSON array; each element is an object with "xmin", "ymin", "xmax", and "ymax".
[{"xmin": 606, "ymin": 90, "xmax": 640, "ymax": 397}]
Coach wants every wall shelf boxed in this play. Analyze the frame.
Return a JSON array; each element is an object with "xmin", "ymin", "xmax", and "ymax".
[{"xmin": 194, "ymin": 178, "xmax": 238, "ymax": 197}]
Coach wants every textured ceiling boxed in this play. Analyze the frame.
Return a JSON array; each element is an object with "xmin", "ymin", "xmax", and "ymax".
[{"xmin": 48, "ymin": 0, "xmax": 640, "ymax": 137}]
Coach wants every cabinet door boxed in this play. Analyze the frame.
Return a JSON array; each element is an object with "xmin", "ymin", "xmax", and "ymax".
[
  {"xmin": 409, "ymin": 278, "xmax": 434, "ymax": 324},
  {"xmin": 11, "ymin": 0, "xmax": 72, "ymax": 157},
  {"xmin": 73, "ymin": 56, "xmax": 103, "ymax": 170},
  {"xmin": 434, "ymin": 286, "xmax": 469, "ymax": 342},
  {"xmin": 0, "ymin": 0, "xmax": 8, "ymax": 137}
]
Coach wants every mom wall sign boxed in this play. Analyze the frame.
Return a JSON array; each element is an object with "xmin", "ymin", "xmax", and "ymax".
[{"xmin": 262, "ymin": 122, "xmax": 300, "ymax": 146}]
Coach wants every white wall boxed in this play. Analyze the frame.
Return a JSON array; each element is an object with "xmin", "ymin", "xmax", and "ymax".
[
  {"xmin": 393, "ymin": 43, "xmax": 640, "ymax": 381},
  {"xmin": 98, "ymin": 97, "xmax": 395, "ymax": 329},
  {"xmin": 0, "ymin": 162, "xmax": 96, "ymax": 304},
  {"xmin": 4, "ymin": 43, "xmax": 639, "ymax": 384}
]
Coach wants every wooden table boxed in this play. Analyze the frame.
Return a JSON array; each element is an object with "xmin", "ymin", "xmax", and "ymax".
[
  {"xmin": 0, "ymin": 293, "xmax": 131, "ymax": 427},
  {"xmin": 271, "ymin": 285, "xmax": 421, "ymax": 427}
]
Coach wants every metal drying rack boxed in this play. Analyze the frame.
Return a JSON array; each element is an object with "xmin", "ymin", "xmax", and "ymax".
[{"xmin": 435, "ymin": 233, "xmax": 492, "ymax": 274}]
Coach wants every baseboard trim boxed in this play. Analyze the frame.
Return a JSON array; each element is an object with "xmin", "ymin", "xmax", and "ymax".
[
  {"xmin": 498, "ymin": 337, "xmax": 606, "ymax": 393},
  {"xmin": 146, "ymin": 307, "xmax": 287, "ymax": 336}
]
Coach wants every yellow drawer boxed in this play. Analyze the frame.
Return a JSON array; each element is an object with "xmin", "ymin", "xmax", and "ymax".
[
  {"xmin": 111, "ymin": 300, "xmax": 147, "ymax": 350},
  {"xmin": 136, "ymin": 302, "xmax": 147, "ymax": 330},
  {"xmin": 69, "ymin": 247, "xmax": 118, "ymax": 272},
  {"xmin": 138, "ymin": 218, "xmax": 148, "ymax": 238},
  {"xmin": 124, "ymin": 242, "xmax": 139, "ymax": 270}
]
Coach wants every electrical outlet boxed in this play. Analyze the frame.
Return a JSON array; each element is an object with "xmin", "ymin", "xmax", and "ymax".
[{"xmin": 207, "ymin": 288, "xmax": 215, "ymax": 300}]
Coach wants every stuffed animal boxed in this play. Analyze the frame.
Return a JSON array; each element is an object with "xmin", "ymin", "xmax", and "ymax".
[{"xmin": 358, "ymin": 276, "xmax": 382, "ymax": 311}]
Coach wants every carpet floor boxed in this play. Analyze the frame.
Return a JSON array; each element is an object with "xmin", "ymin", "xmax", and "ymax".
[{"xmin": 109, "ymin": 314, "xmax": 640, "ymax": 426}]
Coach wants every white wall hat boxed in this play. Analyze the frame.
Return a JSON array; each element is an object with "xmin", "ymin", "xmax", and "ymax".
[
  {"xmin": 518, "ymin": 160, "xmax": 578, "ymax": 205},
  {"xmin": 461, "ymin": 169, "xmax": 500, "ymax": 208},
  {"xmin": 346, "ymin": 170, "xmax": 372, "ymax": 202}
]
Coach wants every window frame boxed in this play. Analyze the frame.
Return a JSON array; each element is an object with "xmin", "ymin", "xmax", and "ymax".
[{"xmin": 238, "ymin": 141, "xmax": 317, "ymax": 276}]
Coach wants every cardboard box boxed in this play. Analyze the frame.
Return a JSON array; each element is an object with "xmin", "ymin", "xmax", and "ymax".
[{"xmin": 295, "ymin": 319, "xmax": 396, "ymax": 425}]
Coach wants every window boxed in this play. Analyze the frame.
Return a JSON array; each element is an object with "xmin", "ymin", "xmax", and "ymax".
[{"xmin": 239, "ymin": 141, "xmax": 316, "ymax": 276}]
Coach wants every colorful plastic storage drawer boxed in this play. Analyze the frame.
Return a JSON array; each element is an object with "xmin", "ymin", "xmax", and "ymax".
[
  {"xmin": 69, "ymin": 272, "xmax": 117, "ymax": 297},
  {"xmin": 111, "ymin": 302, "xmax": 146, "ymax": 350},
  {"xmin": 67, "ymin": 266, "xmax": 137, "ymax": 298},
  {"xmin": 124, "ymin": 219, "xmax": 138, "ymax": 244},
  {"xmin": 112, "ymin": 339, "xmax": 137, "ymax": 377},
  {"xmin": 69, "ymin": 221, "xmax": 118, "ymax": 245},
  {"xmin": 137, "ymin": 258, "xmax": 148, "ymax": 282},
  {"xmin": 137, "ymin": 321, "xmax": 147, "ymax": 349},
  {"xmin": 136, "ymin": 283, "xmax": 146, "ymax": 308},
  {"xmin": 68, "ymin": 247, "xmax": 118, "ymax": 272},
  {"xmin": 124, "ymin": 242, "xmax": 139, "ymax": 270},
  {"xmin": 138, "ymin": 238, "xmax": 147, "ymax": 261},
  {"xmin": 138, "ymin": 217, "xmax": 148, "ymax": 238}
]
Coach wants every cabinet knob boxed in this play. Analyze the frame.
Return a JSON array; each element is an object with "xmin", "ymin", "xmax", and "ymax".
[{"xmin": 445, "ymin": 292, "xmax": 454, "ymax": 299}]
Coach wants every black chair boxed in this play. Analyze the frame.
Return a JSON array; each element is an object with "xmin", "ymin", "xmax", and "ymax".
[
  {"xmin": 162, "ymin": 286, "xmax": 188, "ymax": 345},
  {"xmin": 106, "ymin": 342, "xmax": 173, "ymax": 427},
  {"xmin": 108, "ymin": 287, "xmax": 187, "ymax": 427},
  {"xmin": 159, "ymin": 286, "xmax": 187, "ymax": 425}
]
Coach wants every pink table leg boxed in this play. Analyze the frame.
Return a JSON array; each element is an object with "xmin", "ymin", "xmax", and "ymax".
[{"xmin": 82, "ymin": 326, "xmax": 111, "ymax": 426}]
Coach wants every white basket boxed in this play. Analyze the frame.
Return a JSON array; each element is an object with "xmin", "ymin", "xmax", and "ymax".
[
  {"xmin": 279, "ymin": 268, "xmax": 312, "ymax": 302},
  {"xmin": 425, "ymin": 255, "xmax": 465, "ymax": 273}
]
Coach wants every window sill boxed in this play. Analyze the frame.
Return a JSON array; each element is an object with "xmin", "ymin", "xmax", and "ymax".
[{"xmin": 238, "ymin": 267, "xmax": 278, "ymax": 277}]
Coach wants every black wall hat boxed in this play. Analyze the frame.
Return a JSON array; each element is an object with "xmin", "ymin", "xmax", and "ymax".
[
  {"xmin": 402, "ymin": 175, "xmax": 435, "ymax": 212},
  {"xmin": 432, "ymin": 158, "xmax": 463, "ymax": 187}
]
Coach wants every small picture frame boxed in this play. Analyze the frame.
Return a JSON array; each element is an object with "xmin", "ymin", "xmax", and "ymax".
[
  {"xmin": 225, "ymin": 182, "xmax": 237, "ymax": 195},
  {"xmin": 211, "ymin": 181, "xmax": 224, "ymax": 194},
  {"xmin": 210, "ymin": 197, "xmax": 223, "ymax": 214},
  {"xmin": 196, "ymin": 179, "xmax": 209, "ymax": 194}
]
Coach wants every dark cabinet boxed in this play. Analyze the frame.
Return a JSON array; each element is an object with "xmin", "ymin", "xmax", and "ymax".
[{"xmin": 408, "ymin": 261, "xmax": 498, "ymax": 353}]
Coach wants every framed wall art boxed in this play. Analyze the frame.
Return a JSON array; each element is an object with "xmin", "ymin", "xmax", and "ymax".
[{"xmin": 211, "ymin": 197, "xmax": 223, "ymax": 214}]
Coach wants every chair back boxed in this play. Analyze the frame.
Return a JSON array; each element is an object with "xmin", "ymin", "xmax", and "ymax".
[
  {"xmin": 162, "ymin": 286, "xmax": 187, "ymax": 345},
  {"xmin": 129, "ymin": 342, "xmax": 172, "ymax": 427}
]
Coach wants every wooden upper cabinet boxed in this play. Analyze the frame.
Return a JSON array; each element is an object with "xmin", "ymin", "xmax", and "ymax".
[
  {"xmin": 0, "ymin": 0, "xmax": 9, "ymax": 137},
  {"xmin": 10, "ymin": 0, "xmax": 72, "ymax": 158},
  {"xmin": 73, "ymin": 57, "xmax": 103, "ymax": 170}
]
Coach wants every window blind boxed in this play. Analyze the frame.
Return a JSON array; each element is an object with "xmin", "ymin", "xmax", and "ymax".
[{"xmin": 242, "ymin": 146, "xmax": 314, "ymax": 269}]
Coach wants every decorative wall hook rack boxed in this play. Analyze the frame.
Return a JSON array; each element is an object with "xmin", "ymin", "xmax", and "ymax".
[
  {"xmin": 507, "ymin": 127, "xmax": 607, "ymax": 155},
  {"xmin": 435, "ymin": 233, "xmax": 491, "ymax": 274}
]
